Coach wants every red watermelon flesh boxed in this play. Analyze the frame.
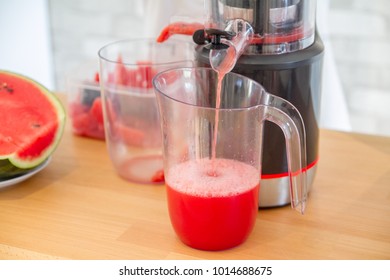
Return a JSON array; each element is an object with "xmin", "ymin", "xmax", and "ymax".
[
  {"xmin": 0, "ymin": 71, "xmax": 65, "ymax": 171},
  {"xmin": 70, "ymin": 97, "xmax": 105, "ymax": 139}
]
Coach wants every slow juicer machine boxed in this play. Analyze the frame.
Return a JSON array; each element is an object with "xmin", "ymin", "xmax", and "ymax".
[{"xmin": 194, "ymin": 0, "xmax": 324, "ymax": 207}]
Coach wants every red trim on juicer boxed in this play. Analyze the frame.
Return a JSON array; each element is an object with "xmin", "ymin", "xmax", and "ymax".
[
  {"xmin": 251, "ymin": 27, "xmax": 311, "ymax": 45},
  {"xmin": 261, "ymin": 158, "xmax": 319, "ymax": 179}
]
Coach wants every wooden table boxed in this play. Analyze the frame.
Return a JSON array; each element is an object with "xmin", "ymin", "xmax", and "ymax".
[{"xmin": 1, "ymin": 96, "xmax": 389, "ymax": 260}]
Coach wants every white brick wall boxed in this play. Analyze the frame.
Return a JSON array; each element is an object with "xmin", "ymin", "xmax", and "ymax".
[
  {"xmin": 48, "ymin": 0, "xmax": 145, "ymax": 90},
  {"xmin": 328, "ymin": 0, "xmax": 390, "ymax": 136}
]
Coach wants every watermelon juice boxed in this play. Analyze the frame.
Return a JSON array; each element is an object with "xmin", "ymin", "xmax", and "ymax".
[{"xmin": 165, "ymin": 158, "xmax": 260, "ymax": 251}]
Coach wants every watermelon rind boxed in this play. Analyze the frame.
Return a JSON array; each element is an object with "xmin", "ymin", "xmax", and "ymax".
[
  {"xmin": 0, "ymin": 158, "xmax": 49, "ymax": 180},
  {"xmin": 0, "ymin": 70, "xmax": 66, "ymax": 172}
]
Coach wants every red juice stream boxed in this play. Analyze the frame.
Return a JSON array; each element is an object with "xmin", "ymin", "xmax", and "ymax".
[
  {"xmin": 210, "ymin": 46, "xmax": 238, "ymax": 174},
  {"xmin": 209, "ymin": 73, "xmax": 223, "ymax": 175}
]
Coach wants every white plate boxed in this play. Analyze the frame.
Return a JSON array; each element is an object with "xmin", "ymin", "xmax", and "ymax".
[{"xmin": 0, "ymin": 158, "xmax": 51, "ymax": 189}]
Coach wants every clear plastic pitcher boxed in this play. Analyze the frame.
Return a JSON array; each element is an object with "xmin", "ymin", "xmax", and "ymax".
[
  {"xmin": 153, "ymin": 67, "xmax": 307, "ymax": 250},
  {"xmin": 98, "ymin": 39, "xmax": 194, "ymax": 184}
]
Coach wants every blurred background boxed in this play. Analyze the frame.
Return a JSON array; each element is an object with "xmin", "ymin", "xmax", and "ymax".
[{"xmin": 1, "ymin": 0, "xmax": 390, "ymax": 137}]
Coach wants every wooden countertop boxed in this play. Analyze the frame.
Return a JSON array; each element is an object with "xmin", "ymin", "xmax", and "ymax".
[{"xmin": 1, "ymin": 95, "xmax": 389, "ymax": 260}]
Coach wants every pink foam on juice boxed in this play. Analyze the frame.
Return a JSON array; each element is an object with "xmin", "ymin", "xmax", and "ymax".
[{"xmin": 166, "ymin": 158, "xmax": 259, "ymax": 251}]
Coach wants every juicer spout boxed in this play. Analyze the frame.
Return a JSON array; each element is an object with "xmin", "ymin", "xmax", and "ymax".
[
  {"xmin": 193, "ymin": 19, "xmax": 254, "ymax": 53},
  {"xmin": 206, "ymin": 19, "xmax": 254, "ymax": 73},
  {"xmin": 224, "ymin": 19, "xmax": 254, "ymax": 55},
  {"xmin": 156, "ymin": 19, "xmax": 253, "ymax": 73}
]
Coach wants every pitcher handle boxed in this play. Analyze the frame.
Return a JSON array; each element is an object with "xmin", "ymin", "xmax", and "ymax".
[{"xmin": 262, "ymin": 93, "xmax": 307, "ymax": 214}]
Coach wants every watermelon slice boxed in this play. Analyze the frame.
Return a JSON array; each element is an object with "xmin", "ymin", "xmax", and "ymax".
[{"xmin": 0, "ymin": 70, "xmax": 65, "ymax": 178}]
